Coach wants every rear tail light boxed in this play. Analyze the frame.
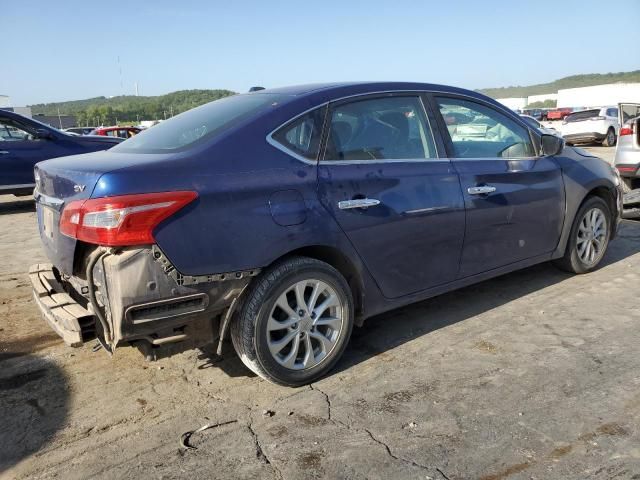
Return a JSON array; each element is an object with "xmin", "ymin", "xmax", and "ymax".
[
  {"xmin": 60, "ymin": 191, "xmax": 198, "ymax": 246},
  {"xmin": 619, "ymin": 126, "xmax": 634, "ymax": 136},
  {"xmin": 616, "ymin": 166, "xmax": 637, "ymax": 173}
]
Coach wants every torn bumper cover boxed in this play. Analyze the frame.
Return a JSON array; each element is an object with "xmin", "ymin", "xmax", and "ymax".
[{"xmin": 29, "ymin": 246, "xmax": 258, "ymax": 358}]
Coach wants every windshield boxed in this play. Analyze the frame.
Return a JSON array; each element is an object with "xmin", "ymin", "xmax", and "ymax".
[{"xmin": 112, "ymin": 93, "xmax": 287, "ymax": 153}]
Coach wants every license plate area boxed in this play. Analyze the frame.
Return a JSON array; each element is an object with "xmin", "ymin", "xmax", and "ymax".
[{"xmin": 42, "ymin": 206, "xmax": 56, "ymax": 240}]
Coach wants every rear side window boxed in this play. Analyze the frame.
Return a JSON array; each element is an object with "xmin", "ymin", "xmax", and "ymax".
[
  {"xmin": 324, "ymin": 96, "xmax": 436, "ymax": 161},
  {"xmin": 271, "ymin": 106, "xmax": 326, "ymax": 160},
  {"xmin": 112, "ymin": 93, "xmax": 287, "ymax": 153},
  {"xmin": 435, "ymin": 97, "xmax": 535, "ymax": 159},
  {"xmin": 566, "ymin": 109, "xmax": 600, "ymax": 122}
]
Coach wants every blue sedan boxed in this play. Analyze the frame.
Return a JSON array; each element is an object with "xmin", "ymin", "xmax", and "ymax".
[
  {"xmin": 30, "ymin": 82, "xmax": 622, "ymax": 386},
  {"xmin": 0, "ymin": 109, "xmax": 121, "ymax": 195}
]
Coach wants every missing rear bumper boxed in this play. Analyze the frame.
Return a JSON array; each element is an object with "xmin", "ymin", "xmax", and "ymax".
[{"xmin": 29, "ymin": 263, "xmax": 95, "ymax": 347}]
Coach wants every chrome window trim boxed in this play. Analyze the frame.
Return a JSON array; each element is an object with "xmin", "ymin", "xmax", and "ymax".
[
  {"xmin": 265, "ymin": 88, "xmax": 539, "ymax": 164},
  {"xmin": 266, "ymin": 102, "xmax": 330, "ymax": 166}
]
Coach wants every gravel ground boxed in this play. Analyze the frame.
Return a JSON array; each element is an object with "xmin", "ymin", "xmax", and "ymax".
[{"xmin": 2, "ymin": 146, "xmax": 639, "ymax": 479}]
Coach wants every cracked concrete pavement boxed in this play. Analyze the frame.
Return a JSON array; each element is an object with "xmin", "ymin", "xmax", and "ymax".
[{"xmin": 2, "ymin": 147, "xmax": 640, "ymax": 479}]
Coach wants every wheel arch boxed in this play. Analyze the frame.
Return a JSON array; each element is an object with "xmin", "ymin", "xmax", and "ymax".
[
  {"xmin": 584, "ymin": 185, "xmax": 618, "ymax": 235},
  {"xmin": 276, "ymin": 245, "xmax": 366, "ymax": 325}
]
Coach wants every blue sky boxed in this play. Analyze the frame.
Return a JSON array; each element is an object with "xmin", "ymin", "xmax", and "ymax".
[{"xmin": 3, "ymin": 0, "xmax": 639, "ymax": 106}]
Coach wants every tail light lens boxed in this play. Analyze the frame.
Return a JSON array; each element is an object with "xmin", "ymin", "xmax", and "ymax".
[
  {"xmin": 60, "ymin": 191, "xmax": 198, "ymax": 246},
  {"xmin": 617, "ymin": 166, "xmax": 637, "ymax": 173},
  {"xmin": 619, "ymin": 126, "xmax": 634, "ymax": 136}
]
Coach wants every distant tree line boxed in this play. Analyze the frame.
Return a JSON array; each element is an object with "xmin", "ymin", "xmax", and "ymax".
[
  {"xmin": 527, "ymin": 99, "xmax": 557, "ymax": 108},
  {"xmin": 30, "ymin": 89, "xmax": 236, "ymax": 126}
]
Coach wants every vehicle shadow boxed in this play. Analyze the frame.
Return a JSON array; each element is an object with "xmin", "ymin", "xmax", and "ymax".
[
  {"xmin": 0, "ymin": 352, "xmax": 69, "ymax": 473},
  {"xmin": 337, "ymin": 221, "xmax": 640, "ymax": 374},
  {"xmin": 212, "ymin": 221, "xmax": 640, "ymax": 380},
  {"xmin": 0, "ymin": 196, "xmax": 35, "ymax": 216}
]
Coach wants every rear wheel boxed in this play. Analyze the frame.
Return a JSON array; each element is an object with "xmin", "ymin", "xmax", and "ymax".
[
  {"xmin": 231, "ymin": 256, "xmax": 354, "ymax": 386},
  {"xmin": 602, "ymin": 127, "xmax": 616, "ymax": 147},
  {"xmin": 553, "ymin": 196, "xmax": 611, "ymax": 274}
]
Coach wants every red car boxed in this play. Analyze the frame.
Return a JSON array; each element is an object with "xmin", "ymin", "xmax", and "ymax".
[
  {"xmin": 91, "ymin": 126, "xmax": 141, "ymax": 139},
  {"xmin": 547, "ymin": 108, "xmax": 573, "ymax": 121}
]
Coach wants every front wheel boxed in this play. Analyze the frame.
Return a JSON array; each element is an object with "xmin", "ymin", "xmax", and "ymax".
[
  {"xmin": 553, "ymin": 196, "xmax": 612, "ymax": 274},
  {"xmin": 231, "ymin": 257, "xmax": 354, "ymax": 386}
]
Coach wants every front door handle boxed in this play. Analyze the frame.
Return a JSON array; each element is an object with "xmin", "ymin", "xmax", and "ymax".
[
  {"xmin": 0, "ymin": 151, "xmax": 9, "ymax": 155},
  {"xmin": 467, "ymin": 185, "xmax": 497, "ymax": 195},
  {"xmin": 338, "ymin": 198, "xmax": 381, "ymax": 210}
]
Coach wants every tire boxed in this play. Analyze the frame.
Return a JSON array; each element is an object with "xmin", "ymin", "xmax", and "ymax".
[
  {"xmin": 230, "ymin": 256, "xmax": 354, "ymax": 386},
  {"xmin": 553, "ymin": 196, "xmax": 612, "ymax": 274},
  {"xmin": 602, "ymin": 127, "xmax": 617, "ymax": 147}
]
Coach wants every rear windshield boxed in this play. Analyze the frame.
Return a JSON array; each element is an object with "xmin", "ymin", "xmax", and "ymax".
[
  {"xmin": 112, "ymin": 93, "xmax": 286, "ymax": 153},
  {"xmin": 565, "ymin": 109, "xmax": 600, "ymax": 122}
]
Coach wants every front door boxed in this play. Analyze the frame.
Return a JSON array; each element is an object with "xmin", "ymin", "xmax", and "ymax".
[
  {"xmin": 0, "ymin": 115, "xmax": 60, "ymax": 190},
  {"xmin": 430, "ymin": 95, "xmax": 565, "ymax": 278},
  {"xmin": 317, "ymin": 94, "xmax": 466, "ymax": 299}
]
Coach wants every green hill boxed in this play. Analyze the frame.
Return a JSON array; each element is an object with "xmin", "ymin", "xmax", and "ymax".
[
  {"xmin": 478, "ymin": 70, "xmax": 640, "ymax": 99},
  {"xmin": 28, "ymin": 70, "xmax": 640, "ymax": 125},
  {"xmin": 30, "ymin": 89, "xmax": 236, "ymax": 125}
]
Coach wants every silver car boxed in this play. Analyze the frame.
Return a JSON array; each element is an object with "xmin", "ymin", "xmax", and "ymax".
[{"xmin": 614, "ymin": 103, "xmax": 640, "ymax": 192}]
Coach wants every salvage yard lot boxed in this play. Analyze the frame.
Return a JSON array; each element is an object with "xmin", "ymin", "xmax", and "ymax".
[{"xmin": 1, "ymin": 147, "xmax": 639, "ymax": 479}]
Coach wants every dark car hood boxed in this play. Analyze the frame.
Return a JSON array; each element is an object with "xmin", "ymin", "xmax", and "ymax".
[{"xmin": 71, "ymin": 135, "xmax": 124, "ymax": 146}]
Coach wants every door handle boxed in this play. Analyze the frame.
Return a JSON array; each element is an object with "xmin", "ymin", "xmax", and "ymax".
[
  {"xmin": 0, "ymin": 151, "xmax": 9, "ymax": 155},
  {"xmin": 467, "ymin": 185, "xmax": 497, "ymax": 195},
  {"xmin": 338, "ymin": 198, "xmax": 381, "ymax": 210}
]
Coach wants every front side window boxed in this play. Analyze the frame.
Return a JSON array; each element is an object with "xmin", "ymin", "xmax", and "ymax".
[
  {"xmin": 324, "ymin": 96, "xmax": 436, "ymax": 161},
  {"xmin": 0, "ymin": 118, "xmax": 34, "ymax": 141},
  {"xmin": 271, "ymin": 106, "xmax": 326, "ymax": 160},
  {"xmin": 435, "ymin": 97, "xmax": 535, "ymax": 159}
]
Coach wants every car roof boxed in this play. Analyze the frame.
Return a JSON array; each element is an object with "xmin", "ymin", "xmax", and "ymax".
[{"xmin": 253, "ymin": 81, "xmax": 483, "ymax": 100}]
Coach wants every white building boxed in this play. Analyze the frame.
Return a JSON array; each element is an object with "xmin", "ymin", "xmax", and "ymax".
[
  {"xmin": 496, "ymin": 82, "xmax": 640, "ymax": 111},
  {"xmin": 495, "ymin": 97, "xmax": 527, "ymax": 111},
  {"xmin": 557, "ymin": 83, "xmax": 640, "ymax": 108},
  {"xmin": 0, "ymin": 95, "xmax": 10, "ymax": 108}
]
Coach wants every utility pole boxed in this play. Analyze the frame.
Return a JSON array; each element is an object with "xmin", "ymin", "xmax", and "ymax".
[{"xmin": 57, "ymin": 107, "xmax": 63, "ymax": 129}]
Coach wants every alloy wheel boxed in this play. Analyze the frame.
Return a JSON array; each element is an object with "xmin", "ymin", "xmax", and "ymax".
[
  {"xmin": 576, "ymin": 207, "xmax": 607, "ymax": 266},
  {"xmin": 266, "ymin": 279, "xmax": 344, "ymax": 370}
]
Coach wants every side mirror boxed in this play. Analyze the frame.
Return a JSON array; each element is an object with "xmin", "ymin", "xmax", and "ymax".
[
  {"xmin": 540, "ymin": 134, "xmax": 564, "ymax": 156},
  {"xmin": 34, "ymin": 128, "xmax": 53, "ymax": 140}
]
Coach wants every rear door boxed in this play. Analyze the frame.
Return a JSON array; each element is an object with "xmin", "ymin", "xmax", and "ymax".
[
  {"xmin": 429, "ymin": 94, "xmax": 565, "ymax": 278},
  {"xmin": 317, "ymin": 94, "xmax": 466, "ymax": 299}
]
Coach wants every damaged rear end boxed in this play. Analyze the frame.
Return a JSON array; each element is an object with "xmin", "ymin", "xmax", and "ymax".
[{"xmin": 30, "ymin": 155, "xmax": 255, "ymax": 359}]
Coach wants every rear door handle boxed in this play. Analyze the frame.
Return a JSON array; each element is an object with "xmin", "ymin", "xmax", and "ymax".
[
  {"xmin": 338, "ymin": 198, "xmax": 381, "ymax": 210},
  {"xmin": 0, "ymin": 151, "xmax": 9, "ymax": 155},
  {"xmin": 467, "ymin": 186, "xmax": 496, "ymax": 195}
]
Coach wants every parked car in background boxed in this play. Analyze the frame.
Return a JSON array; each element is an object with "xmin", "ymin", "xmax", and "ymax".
[
  {"xmin": 523, "ymin": 108, "xmax": 545, "ymax": 121},
  {"xmin": 520, "ymin": 114, "xmax": 562, "ymax": 138},
  {"xmin": 64, "ymin": 127, "xmax": 96, "ymax": 136},
  {"xmin": 90, "ymin": 126, "xmax": 141, "ymax": 139},
  {"xmin": 30, "ymin": 82, "xmax": 622, "ymax": 386},
  {"xmin": 614, "ymin": 103, "xmax": 640, "ymax": 192},
  {"xmin": 0, "ymin": 110, "xmax": 122, "ymax": 196},
  {"xmin": 561, "ymin": 107, "xmax": 619, "ymax": 146},
  {"xmin": 547, "ymin": 107, "xmax": 573, "ymax": 121}
]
